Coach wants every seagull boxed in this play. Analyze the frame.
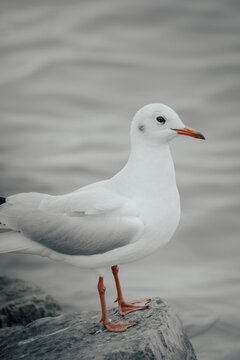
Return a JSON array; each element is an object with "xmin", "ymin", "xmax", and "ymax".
[{"xmin": 0, "ymin": 104, "xmax": 205, "ymax": 332}]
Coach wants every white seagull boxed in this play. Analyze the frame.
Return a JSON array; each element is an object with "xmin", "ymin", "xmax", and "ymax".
[{"xmin": 0, "ymin": 104, "xmax": 205, "ymax": 332}]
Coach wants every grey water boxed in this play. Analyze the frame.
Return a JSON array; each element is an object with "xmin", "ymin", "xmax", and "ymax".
[{"xmin": 0, "ymin": 0, "xmax": 240, "ymax": 359}]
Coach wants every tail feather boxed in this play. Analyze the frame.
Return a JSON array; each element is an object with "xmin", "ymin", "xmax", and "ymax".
[
  {"xmin": 0, "ymin": 232, "xmax": 42, "ymax": 254},
  {"xmin": 0, "ymin": 192, "xmax": 50, "ymax": 232},
  {"xmin": 0, "ymin": 192, "xmax": 49, "ymax": 256}
]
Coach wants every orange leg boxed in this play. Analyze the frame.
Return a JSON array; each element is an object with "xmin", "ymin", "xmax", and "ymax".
[
  {"xmin": 97, "ymin": 276, "xmax": 136, "ymax": 332},
  {"xmin": 111, "ymin": 265, "xmax": 151, "ymax": 316}
]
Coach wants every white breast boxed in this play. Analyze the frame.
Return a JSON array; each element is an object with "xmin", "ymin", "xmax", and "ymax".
[
  {"xmin": 138, "ymin": 186, "xmax": 180, "ymax": 246},
  {"xmin": 99, "ymin": 141, "xmax": 182, "ymax": 264}
]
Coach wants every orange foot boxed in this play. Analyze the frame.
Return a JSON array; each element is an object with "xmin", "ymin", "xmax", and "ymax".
[
  {"xmin": 116, "ymin": 299, "xmax": 151, "ymax": 315},
  {"xmin": 103, "ymin": 319, "xmax": 136, "ymax": 332}
]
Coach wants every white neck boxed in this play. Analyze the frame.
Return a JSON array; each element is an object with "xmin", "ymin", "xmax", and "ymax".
[{"xmin": 111, "ymin": 138, "xmax": 177, "ymax": 197}]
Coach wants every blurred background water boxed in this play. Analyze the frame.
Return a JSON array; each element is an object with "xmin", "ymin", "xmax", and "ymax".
[{"xmin": 0, "ymin": 0, "xmax": 240, "ymax": 358}]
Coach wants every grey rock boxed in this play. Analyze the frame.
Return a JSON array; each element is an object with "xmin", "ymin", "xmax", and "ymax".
[
  {"xmin": 0, "ymin": 281, "xmax": 197, "ymax": 360},
  {"xmin": 0, "ymin": 276, "xmax": 61, "ymax": 328}
]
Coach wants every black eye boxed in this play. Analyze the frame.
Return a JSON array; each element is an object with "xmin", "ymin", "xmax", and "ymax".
[{"xmin": 156, "ymin": 116, "xmax": 166, "ymax": 124}]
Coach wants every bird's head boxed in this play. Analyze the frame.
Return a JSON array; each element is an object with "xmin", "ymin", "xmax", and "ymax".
[{"xmin": 131, "ymin": 104, "xmax": 205, "ymax": 145}]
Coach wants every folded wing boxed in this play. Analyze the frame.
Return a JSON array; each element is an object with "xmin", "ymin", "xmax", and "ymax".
[{"xmin": 0, "ymin": 186, "xmax": 144, "ymax": 256}]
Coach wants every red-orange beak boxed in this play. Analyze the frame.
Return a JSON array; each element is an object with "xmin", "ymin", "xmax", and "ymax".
[{"xmin": 172, "ymin": 126, "xmax": 205, "ymax": 140}]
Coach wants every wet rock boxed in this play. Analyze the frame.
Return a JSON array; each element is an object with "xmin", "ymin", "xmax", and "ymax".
[
  {"xmin": 0, "ymin": 279, "xmax": 197, "ymax": 360},
  {"xmin": 0, "ymin": 276, "xmax": 61, "ymax": 328}
]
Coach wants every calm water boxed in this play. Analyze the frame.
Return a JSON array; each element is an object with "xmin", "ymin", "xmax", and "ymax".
[{"xmin": 1, "ymin": 1, "xmax": 240, "ymax": 359}]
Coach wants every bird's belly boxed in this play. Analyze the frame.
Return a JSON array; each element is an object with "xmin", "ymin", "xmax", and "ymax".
[{"xmin": 137, "ymin": 194, "xmax": 180, "ymax": 251}]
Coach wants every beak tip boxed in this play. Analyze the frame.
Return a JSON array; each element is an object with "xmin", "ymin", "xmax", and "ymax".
[{"xmin": 196, "ymin": 133, "xmax": 205, "ymax": 140}]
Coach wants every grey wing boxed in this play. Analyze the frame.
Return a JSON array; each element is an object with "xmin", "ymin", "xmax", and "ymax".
[{"xmin": 4, "ymin": 189, "xmax": 144, "ymax": 256}]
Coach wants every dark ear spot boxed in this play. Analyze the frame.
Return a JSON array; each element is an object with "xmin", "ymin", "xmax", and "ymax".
[{"xmin": 138, "ymin": 125, "xmax": 145, "ymax": 132}]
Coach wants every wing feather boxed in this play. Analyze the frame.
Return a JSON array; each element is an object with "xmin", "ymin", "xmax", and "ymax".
[{"xmin": 1, "ymin": 186, "xmax": 144, "ymax": 256}]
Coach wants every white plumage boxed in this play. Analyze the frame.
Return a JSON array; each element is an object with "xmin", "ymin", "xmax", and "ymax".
[{"xmin": 0, "ymin": 103, "xmax": 204, "ymax": 274}]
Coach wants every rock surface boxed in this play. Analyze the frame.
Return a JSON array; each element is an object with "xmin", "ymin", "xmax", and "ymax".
[
  {"xmin": 0, "ymin": 276, "xmax": 61, "ymax": 328},
  {"xmin": 0, "ymin": 277, "xmax": 197, "ymax": 360}
]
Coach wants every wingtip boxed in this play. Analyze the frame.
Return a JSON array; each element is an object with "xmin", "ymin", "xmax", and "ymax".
[{"xmin": 0, "ymin": 197, "xmax": 6, "ymax": 205}]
